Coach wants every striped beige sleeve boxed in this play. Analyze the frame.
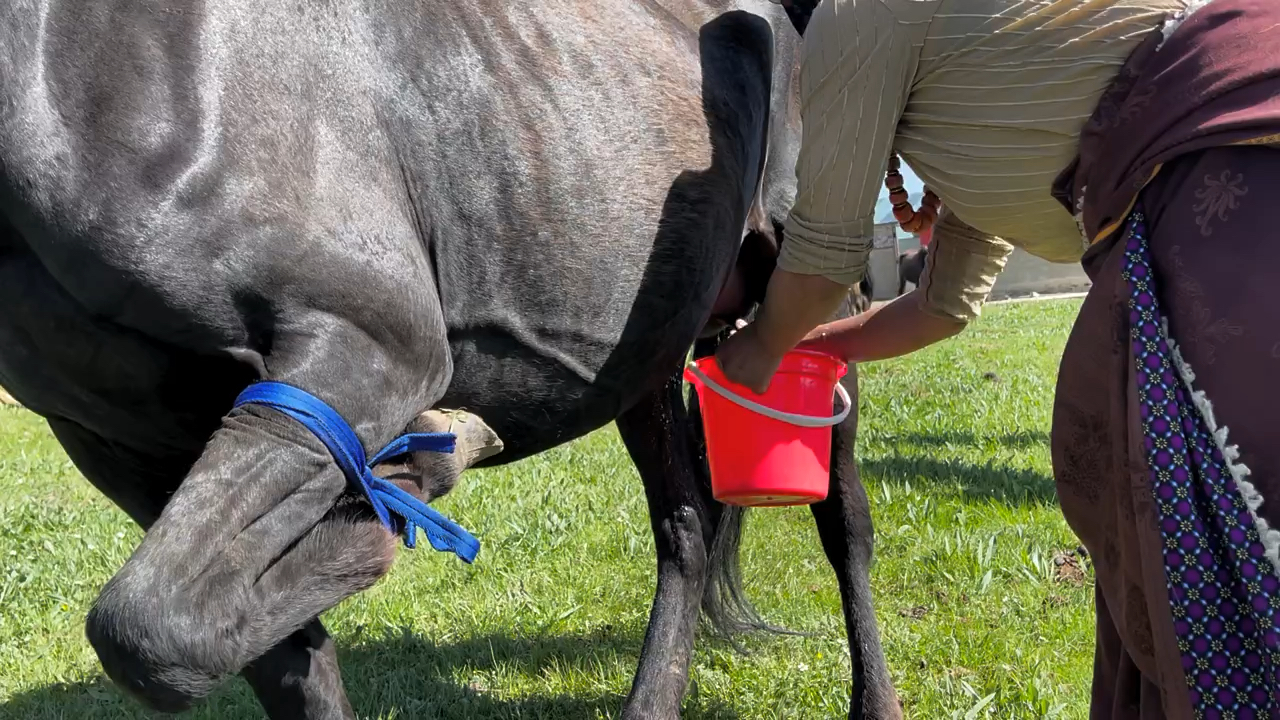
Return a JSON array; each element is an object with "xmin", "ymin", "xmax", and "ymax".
[
  {"xmin": 916, "ymin": 209, "xmax": 1014, "ymax": 323},
  {"xmin": 777, "ymin": 0, "xmax": 921, "ymax": 287}
]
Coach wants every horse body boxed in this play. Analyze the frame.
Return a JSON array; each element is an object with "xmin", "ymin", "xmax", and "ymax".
[
  {"xmin": 1, "ymin": 0, "xmax": 763, "ymax": 457},
  {"xmin": 431, "ymin": 0, "xmax": 771, "ymax": 457},
  {"xmin": 0, "ymin": 1, "xmax": 899, "ymax": 717}
]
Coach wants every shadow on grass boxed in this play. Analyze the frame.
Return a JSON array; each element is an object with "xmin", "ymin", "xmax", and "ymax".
[
  {"xmin": 860, "ymin": 454, "xmax": 1058, "ymax": 506},
  {"xmin": 0, "ymin": 630, "xmax": 742, "ymax": 720}
]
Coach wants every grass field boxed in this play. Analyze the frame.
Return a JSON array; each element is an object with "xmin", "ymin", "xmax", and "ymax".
[{"xmin": 0, "ymin": 298, "xmax": 1094, "ymax": 720}]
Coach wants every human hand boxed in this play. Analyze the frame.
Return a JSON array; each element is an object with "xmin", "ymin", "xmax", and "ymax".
[
  {"xmin": 715, "ymin": 268, "xmax": 849, "ymax": 392},
  {"xmin": 714, "ymin": 320, "xmax": 787, "ymax": 395}
]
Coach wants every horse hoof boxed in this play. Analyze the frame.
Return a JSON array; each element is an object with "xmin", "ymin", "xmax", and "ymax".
[{"xmin": 414, "ymin": 408, "xmax": 504, "ymax": 470}]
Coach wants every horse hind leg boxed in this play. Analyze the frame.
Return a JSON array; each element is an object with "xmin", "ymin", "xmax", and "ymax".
[
  {"xmin": 615, "ymin": 16, "xmax": 782, "ymax": 717},
  {"xmin": 810, "ymin": 369, "xmax": 902, "ymax": 719},
  {"xmin": 616, "ymin": 375, "xmax": 721, "ymax": 719},
  {"xmin": 614, "ymin": 369, "xmax": 779, "ymax": 719}
]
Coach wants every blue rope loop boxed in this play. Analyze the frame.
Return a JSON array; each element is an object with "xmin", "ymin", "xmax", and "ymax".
[{"xmin": 232, "ymin": 382, "xmax": 480, "ymax": 563}]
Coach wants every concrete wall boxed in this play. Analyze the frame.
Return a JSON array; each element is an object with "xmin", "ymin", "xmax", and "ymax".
[
  {"xmin": 990, "ymin": 248, "xmax": 1090, "ymax": 299},
  {"xmin": 867, "ymin": 223, "xmax": 901, "ymax": 301},
  {"xmin": 871, "ymin": 222, "xmax": 1090, "ymax": 301}
]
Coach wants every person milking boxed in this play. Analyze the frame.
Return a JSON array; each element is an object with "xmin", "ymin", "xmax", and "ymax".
[{"xmin": 723, "ymin": 0, "xmax": 1280, "ymax": 717}]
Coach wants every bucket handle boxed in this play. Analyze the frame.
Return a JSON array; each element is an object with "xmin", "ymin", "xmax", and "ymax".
[{"xmin": 685, "ymin": 363, "xmax": 853, "ymax": 429}]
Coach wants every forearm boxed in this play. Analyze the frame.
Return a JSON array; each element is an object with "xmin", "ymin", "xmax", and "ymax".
[
  {"xmin": 754, "ymin": 268, "xmax": 851, "ymax": 354},
  {"xmin": 799, "ymin": 288, "xmax": 966, "ymax": 364}
]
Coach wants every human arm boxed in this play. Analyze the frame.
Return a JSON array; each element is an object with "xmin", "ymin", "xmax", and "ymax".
[
  {"xmin": 798, "ymin": 210, "xmax": 1015, "ymax": 363},
  {"xmin": 716, "ymin": 0, "xmax": 921, "ymax": 392},
  {"xmin": 713, "ymin": 270, "xmax": 850, "ymax": 394},
  {"xmin": 797, "ymin": 287, "xmax": 965, "ymax": 363}
]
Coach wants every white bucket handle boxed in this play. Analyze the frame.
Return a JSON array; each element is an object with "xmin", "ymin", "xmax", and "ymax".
[{"xmin": 685, "ymin": 362, "xmax": 853, "ymax": 429}]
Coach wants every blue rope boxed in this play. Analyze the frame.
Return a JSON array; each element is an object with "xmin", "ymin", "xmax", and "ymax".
[{"xmin": 232, "ymin": 382, "xmax": 480, "ymax": 563}]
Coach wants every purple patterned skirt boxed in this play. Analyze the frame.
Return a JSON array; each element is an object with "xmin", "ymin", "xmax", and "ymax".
[{"xmin": 1123, "ymin": 211, "xmax": 1280, "ymax": 719}]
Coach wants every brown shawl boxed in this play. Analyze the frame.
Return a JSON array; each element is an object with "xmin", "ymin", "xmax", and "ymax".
[{"xmin": 1052, "ymin": 0, "xmax": 1280, "ymax": 247}]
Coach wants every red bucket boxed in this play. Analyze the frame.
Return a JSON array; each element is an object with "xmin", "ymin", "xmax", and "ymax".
[{"xmin": 684, "ymin": 350, "xmax": 850, "ymax": 507}]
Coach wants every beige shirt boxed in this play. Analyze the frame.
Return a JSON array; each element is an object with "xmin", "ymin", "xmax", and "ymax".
[{"xmin": 778, "ymin": 0, "xmax": 1186, "ymax": 321}]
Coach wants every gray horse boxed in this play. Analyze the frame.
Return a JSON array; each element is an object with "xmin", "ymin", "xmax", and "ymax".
[{"xmin": 0, "ymin": 0, "xmax": 897, "ymax": 718}]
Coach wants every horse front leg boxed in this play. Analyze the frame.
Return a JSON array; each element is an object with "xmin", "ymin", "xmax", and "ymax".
[
  {"xmin": 241, "ymin": 618, "xmax": 354, "ymax": 720},
  {"xmin": 810, "ymin": 367, "xmax": 902, "ymax": 719},
  {"xmin": 47, "ymin": 417, "xmax": 360, "ymax": 719},
  {"xmin": 616, "ymin": 374, "xmax": 720, "ymax": 720}
]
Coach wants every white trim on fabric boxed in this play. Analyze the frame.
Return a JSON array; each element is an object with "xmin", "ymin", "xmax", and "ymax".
[
  {"xmin": 1162, "ymin": 318, "xmax": 1280, "ymax": 577},
  {"xmin": 1159, "ymin": 0, "xmax": 1218, "ymax": 50}
]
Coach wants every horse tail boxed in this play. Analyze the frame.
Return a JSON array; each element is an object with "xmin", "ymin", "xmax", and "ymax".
[
  {"xmin": 688, "ymin": 336, "xmax": 803, "ymax": 644},
  {"xmin": 701, "ymin": 505, "xmax": 804, "ymax": 643}
]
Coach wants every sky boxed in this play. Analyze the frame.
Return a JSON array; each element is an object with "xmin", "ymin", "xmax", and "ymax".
[{"xmin": 871, "ymin": 161, "xmax": 924, "ymax": 229}]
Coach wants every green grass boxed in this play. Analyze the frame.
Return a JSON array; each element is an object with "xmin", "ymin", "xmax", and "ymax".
[{"xmin": 0, "ymin": 298, "xmax": 1093, "ymax": 720}]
